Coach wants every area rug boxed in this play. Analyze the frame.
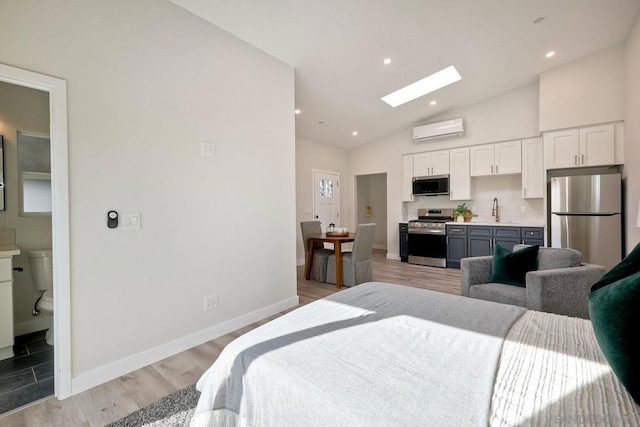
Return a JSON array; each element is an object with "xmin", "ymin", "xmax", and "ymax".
[{"xmin": 106, "ymin": 385, "xmax": 200, "ymax": 427}]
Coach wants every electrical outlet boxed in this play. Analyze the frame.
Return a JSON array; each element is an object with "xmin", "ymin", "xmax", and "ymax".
[
  {"xmin": 520, "ymin": 205, "xmax": 526, "ymax": 214},
  {"xmin": 204, "ymin": 294, "xmax": 218, "ymax": 311},
  {"xmin": 201, "ymin": 141, "xmax": 215, "ymax": 157}
]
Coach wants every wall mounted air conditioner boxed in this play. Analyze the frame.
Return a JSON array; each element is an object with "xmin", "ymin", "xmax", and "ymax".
[{"xmin": 413, "ymin": 118, "xmax": 465, "ymax": 142}]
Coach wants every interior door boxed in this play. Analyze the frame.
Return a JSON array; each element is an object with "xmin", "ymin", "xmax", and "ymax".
[{"xmin": 313, "ymin": 170, "xmax": 340, "ymax": 229}]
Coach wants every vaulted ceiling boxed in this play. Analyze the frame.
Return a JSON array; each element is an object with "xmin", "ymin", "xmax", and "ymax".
[{"xmin": 170, "ymin": 0, "xmax": 640, "ymax": 149}]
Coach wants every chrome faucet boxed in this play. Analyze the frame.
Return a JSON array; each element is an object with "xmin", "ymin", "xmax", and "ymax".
[{"xmin": 491, "ymin": 198, "xmax": 499, "ymax": 222}]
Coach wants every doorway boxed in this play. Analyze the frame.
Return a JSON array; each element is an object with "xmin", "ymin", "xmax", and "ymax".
[
  {"xmin": 313, "ymin": 170, "xmax": 340, "ymax": 229},
  {"xmin": 0, "ymin": 63, "xmax": 71, "ymax": 402},
  {"xmin": 355, "ymin": 173, "xmax": 387, "ymax": 251}
]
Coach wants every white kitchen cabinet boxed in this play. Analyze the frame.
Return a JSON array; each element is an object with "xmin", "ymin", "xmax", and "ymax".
[
  {"xmin": 522, "ymin": 138, "xmax": 544, "ymax": 199},
  {"xmin": 0, "ymin": 255, "xmax": 17, "ymax": 361},
  {"xmin": 470, "ymin": 140, "xmax": 521, "ymax": 176},
  {"xmin": 449, "ymin": 147, "xmax": 471, "ymax": 200},
  {"xmin": 543, "ymin": 124, "xmax": 614, "ymax": 169},
  {"xmin": 413, "ymin": 149, "xmax": 449, "ymax": 176},
  {"xmin": 401, "ymin": 154, "xmax": 414, "ymax": 202}
]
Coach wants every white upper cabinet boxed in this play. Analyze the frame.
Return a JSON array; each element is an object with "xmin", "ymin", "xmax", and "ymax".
[
  {"xmin": 521, "ymin": 138, "xmax": 544, "ymax": 199},
  {"xmin": 449, "ymin": 147, "xmax": 471, "ymax": 201},
  {"xmin": 401, "ymin": 154, "xmax": 414, "ymax": 202},
  {"xmin": 470, "ymin": 140, "xmax": 521, "ymax": 176},
  {"xmin": 413, "ymin": 149, "xmax": 450, "ymax": 176},
  {"xmin": 544, "ymin": 123, "xmax": 614, "ymax": 169}
]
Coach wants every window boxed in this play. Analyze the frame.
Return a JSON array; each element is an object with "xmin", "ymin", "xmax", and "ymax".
[
  {"xmin": 319, "ymin": 179, "xmax": 334, "ymax": 197},
  {"xmin": 17, "ymin": 131, "xmax": 51, "ymax": 216}
]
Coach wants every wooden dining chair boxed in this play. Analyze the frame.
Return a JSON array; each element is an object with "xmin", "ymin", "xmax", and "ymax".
[
  {"xmin": 326, "ymin": 223, "xmax": 377, "ymax": 287},
  {"xmin": 300, "ymin": 221, "xmax": 333, "ymax": 282}
]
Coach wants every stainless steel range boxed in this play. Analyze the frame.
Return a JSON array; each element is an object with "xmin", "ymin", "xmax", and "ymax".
[{"xmin": 408, "ymin": 208, "xmax": 454, "ymax": 267}]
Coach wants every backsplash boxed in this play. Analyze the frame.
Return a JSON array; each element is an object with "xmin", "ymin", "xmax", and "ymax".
[
  {"xmin": 0, "ymin": 228, "xmax": 16, "ymax": 245},
  {"xmin": 406, "ymin": 174, "xmax": 544, "ymax": 223}
]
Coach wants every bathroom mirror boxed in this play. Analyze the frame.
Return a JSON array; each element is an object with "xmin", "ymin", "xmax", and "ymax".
[
  {"xmin": 0, "ymin": 136, "xmax": 5, "ymax": 211},
  {"xmin": 17, "ymin": 131, "xmax": 51, "ymax": 216}
]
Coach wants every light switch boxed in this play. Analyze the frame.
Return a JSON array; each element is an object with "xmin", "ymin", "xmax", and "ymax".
[
  {"xmin": 201, "ymin": 141, "xmax": 215, "ymax": 157},
  {"xmin": 121, "ymin": 212, "xmax": 141, "ymax": 229}
]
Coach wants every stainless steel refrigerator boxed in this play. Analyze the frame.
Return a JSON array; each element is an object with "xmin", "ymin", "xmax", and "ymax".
[{"xmin": 549, "ymin": 169, "xmax": 623, "ymax": 270}]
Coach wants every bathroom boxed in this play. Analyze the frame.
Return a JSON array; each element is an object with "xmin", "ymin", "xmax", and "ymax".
[{"xmin": 0, "ymin": 80, "xmax": 54, "ymax": 413}]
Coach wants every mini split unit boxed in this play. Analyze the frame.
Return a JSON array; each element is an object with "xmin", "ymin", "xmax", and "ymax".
[{"xmin": 412, "ymin": 118, "xmax": 465, "ymax": 142}]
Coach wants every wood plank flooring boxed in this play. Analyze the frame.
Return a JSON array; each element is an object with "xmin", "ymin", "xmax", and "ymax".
[{"xmin": 0, "ymin": 250, "xmax": 460, "ymax": 426}]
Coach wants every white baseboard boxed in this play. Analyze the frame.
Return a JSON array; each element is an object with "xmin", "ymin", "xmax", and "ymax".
[
  {"xmin": 70, "ymin": 295, "xmax": 300, "ymax": 396},
  {"xmin": 386, "ymin": 253, "xmax": 400, "ymax": 261},
  {"xmin": 373, "ymin": 244, "xmax": 387, "ymax": 250},
  {"xmin": 14, "ymin": 316, "xmax": 52, "ymax": 337}
]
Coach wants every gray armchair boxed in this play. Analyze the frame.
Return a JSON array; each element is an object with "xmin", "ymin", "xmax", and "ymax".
[
  {"xmin": 326, "ymin": 223, "xmax": 377, "ymax": 287},
  {"xmin": 461, "ymin": 245, "xmax": 607, "ymax": 319},
  {"xmin": 301, "ymin": 221, "xmax": 333, "ymax": 282}
]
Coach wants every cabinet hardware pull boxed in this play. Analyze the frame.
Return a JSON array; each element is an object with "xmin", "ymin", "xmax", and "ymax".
[
  {"xmin": 524, "ymin": 188, "xmax": 527, "ymax": 197},
  {"xmin": 582, "ymin": 154, "xmax": 585, "ymax": 165},
  {"xmin": 491, "ymin": 165, "xmax": 494, "ymax": 174},
  {"xmin": 496, "ymin": 164, "xmax": 499, "ymax": 173},
  {"xmin": 574, "ymin": 155, "xmax": 578, "ymax": 165}
]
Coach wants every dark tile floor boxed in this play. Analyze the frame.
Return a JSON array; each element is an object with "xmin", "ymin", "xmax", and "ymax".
[{"xmin": 0, "ymin": 330, "xmax": 54, "ymax": 415}]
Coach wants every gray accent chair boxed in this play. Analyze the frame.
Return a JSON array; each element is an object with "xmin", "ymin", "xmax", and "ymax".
[
  {"xmin": 461, "ymin": 245, "xmax": 607, "ymax": 319},
  {"xmin": 301, "ymin": 221, "xmax": 333, "ymax": 282},
  {"xmin": 326, "ymin": 223, "xmax": 377, "ymax": 287}
]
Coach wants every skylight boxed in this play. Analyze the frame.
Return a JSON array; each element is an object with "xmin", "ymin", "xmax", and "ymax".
[{"xmin": 381, "ymin": 65, "xmax": 462, "ymax": 108}]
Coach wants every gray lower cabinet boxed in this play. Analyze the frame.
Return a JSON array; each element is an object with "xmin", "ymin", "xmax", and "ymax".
[
  {"xmin": 399, "ymin": 223, "xmax": 408, "ymax": 262},
  {"xmin": 446, "ymin": 225, "xmax": 544, "ymax": 268},
  {"xmin": 446, "ymin": 225, "xmax": 466, "ymax": 268}
]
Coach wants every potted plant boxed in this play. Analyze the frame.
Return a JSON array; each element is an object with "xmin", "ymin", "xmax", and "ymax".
[{"xmin": 454, "ymin": 203, "xmax": 472, "ymax": 222}]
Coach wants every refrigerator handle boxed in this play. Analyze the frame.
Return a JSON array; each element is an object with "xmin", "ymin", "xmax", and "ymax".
[{"xmin": 551, "ymin": 212, "xmax": 620, "ymax": 217}]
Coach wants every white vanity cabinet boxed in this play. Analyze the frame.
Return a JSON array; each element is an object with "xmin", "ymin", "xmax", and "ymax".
[
  {"xmin": 543, "ymin": 123, "xmax": 614, "ymax": 169},
  {"xmin": 413, "ymin": 149, "xmax": 450, "ymax": 176},
  {"xmin": 449, "ymin": 147, "xmax": 471, "ymax": 200},
  {"xmin": 401, "ymin": 154, "xmax": 414, "ymax": 202},
  {"xmin": 470, "ymin": 140, "xmax": 521, "ymax": 176},
  {"xmin": 0, "ymin": 249, "xmax": 19, "ymax": 361},
  {"xmin": 522, "ymin": 138, "xmax": 544, "ymax": 199}
]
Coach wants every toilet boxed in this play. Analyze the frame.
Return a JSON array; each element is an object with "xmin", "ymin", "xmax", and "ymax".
[{"xmin": 27, "ymin": 249, "xmax": 54, "ymax": 346}]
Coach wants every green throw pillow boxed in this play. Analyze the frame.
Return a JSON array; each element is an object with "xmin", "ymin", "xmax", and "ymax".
[
  {"xmin": 589, "ymin": 270, "xmax": 640, "ymax": 404},
  {"xmin": 591, "ymin": 241, "xmax": 640, "ymax": 292},
  {"xmin": 488, "ymin": 244, "xmax": 539, "ymax": 287}
]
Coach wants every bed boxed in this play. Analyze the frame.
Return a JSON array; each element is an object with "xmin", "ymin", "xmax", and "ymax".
[{"xmin": 190, "ymin": 282, "xmax": 640, "ymax": 426}]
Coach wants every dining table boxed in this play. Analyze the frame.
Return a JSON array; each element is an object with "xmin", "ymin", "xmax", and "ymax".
[{"xmin": 304, "ymin": 232, "xmax": 355, "ymax": 289}]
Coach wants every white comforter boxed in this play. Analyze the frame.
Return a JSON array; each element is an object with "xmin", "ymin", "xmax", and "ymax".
[{"xmin": 191, "ymin": 282, "xmax": 640, "ymax": 426}]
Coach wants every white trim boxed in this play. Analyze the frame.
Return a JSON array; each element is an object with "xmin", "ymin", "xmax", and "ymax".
[
  {"xmin": 0, "ymin": 63, "xmax": 72, "ymax": 399},
  {"xmin": 71, "ymin": 295, "xmax": 299, "ymax": 395},
  {"xmin": 372, "ymin": 244, "xmax": 387, "ymax": 250},
  {"xmin": 386, "ymin": 253, "xmax": 401, "ymax": 261}
]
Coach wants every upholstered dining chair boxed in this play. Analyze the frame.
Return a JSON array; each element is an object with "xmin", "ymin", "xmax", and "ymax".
[
  {"xmin": 301, "ymin": 221, "xmax": 334, "ymax": 282},
  {"xmin": 326, "ymin": 223, "xmax": 377, "ymax": 287}
]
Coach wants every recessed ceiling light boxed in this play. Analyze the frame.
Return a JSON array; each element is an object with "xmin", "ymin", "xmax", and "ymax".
[
  {"xmin": 430, "ymin": 100, "xmax": 437, "ymax": 106},
  {"xmin": 545, "ymin": 51, "xmax": 556, "ymax": 58},
  {"xmin": 383, "ymin": 58, "xmax": 392, "ymax": 65},
  {"xmin": 294, "ymin": 109, "xmax": 301, "ymax": 114},
  {"xmin": 534, "ymin": 17, "xmax": 544, "ymax": 24},
  {"xmin": 352, "ymin": 131, "xmax": 358, "ymax": 136},
  {"xmin": 381, "ymin": 65, "xmax": 462, "ymax": 108}
]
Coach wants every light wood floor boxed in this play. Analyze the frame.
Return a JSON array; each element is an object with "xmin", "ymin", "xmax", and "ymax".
[{"xmin": 0, "ymin": 250, "xmax": 460, "ymax": 426}]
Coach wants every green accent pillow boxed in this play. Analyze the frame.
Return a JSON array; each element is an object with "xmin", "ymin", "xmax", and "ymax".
[
  {"xmin": 488, "ymin": 244, "xmax": 539, "ymax": 287},
  {"xmin": 591, "ymin": 242, "xmax": 640, "ymax": 292},
  {"xmin": 589, "ymin": 270, "xmax": 640, "ymax": 404}
]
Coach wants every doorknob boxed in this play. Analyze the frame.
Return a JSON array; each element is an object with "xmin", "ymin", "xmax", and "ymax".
[{"xmin": 315, "ymin": 215, "xmax": 318, "ymax": 219}]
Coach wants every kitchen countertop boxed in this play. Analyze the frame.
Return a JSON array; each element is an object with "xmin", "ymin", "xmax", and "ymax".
[{"xmin": 445, "ymin": 221, "xmax": 544, "ymax": 227}]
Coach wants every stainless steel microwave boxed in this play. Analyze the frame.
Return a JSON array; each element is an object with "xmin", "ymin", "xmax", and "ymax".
[{"xmin": 412, "ymin": 175, "xmax": 450, "ymax": 196}]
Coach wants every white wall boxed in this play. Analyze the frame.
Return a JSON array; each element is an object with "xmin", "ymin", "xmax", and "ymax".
[
  {"xmin": 347, "ymin": 83, "xmax": 542, "ymax": 257},
  {"xmin": 0, "ymin": 81, "xmax": 53, "ymax": 335},
  {"xmin": 625, "ymin": 13, "xmax": 640, "ymax": 251},
  {"xmin": 0, "ymin": 0, "xmax": 296, "ymax": 387},
  {"xmin": 539, "ymin": 45, "xmax": 625, "ymax": 132},
  {"xmin": 295, "ymin": 137, "xmax": 347, "ymax": 262}
]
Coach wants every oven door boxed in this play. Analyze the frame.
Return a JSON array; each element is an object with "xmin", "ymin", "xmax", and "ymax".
[{"xmin": 407, "ymin": 230, "xmax": 447, "ymax": 267}]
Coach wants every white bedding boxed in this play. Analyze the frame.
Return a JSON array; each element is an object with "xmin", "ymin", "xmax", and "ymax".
[{"xmin": 191, "ymin": 282, "xmax": 640, "ymax": 426}]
